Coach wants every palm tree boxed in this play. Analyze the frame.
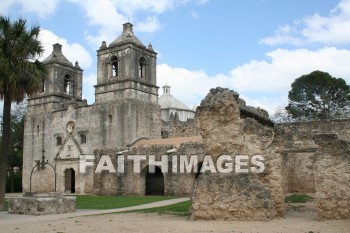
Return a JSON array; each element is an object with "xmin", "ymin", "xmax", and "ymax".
[{"xmin": 0, "ymin": 16, "xmax": 46, "ymax": 210}]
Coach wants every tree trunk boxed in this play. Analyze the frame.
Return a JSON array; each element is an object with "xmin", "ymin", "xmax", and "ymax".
[{"xmin": 0, "ymin": 95, "xmax": 12, "ymax": 210}]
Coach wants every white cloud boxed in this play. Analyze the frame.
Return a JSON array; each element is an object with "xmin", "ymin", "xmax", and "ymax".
[
  {"xmin": 69, "ymin": 0, "xmax": 207, "ymax": 48},
  {"xmin": 38, "ymin": 29, "xmax": 93, "ymax": 69},
  {"xmin": 156, "ymin": 46, "xmax": 350, "ymax": 115},
  {"xmin": 230, "ymin": 47, "xmax": 350, "ymax": 94},
  {"xmin": 157, "ymin": 63, "xmax": 231, "ymax": 108},
  {"xmin": 260, "ymin": 0, "xmax": 350, "ymax": 46},
  {"xmin": 134, "ymin": 16, "xmax": 161, "ymax": 33},
  {"xmin": 0, "ymin": 0, "xmax": 59, "ymax": 18}
]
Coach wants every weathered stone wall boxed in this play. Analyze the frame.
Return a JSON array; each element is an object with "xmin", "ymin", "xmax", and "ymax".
[
  {"xmin": 161, "ymin": 118, "xmax": 199, "ymax": 138},
  {"xmin": 93, "ymin": 141, "xmax": 205, "ymax": 196},
  {"xmin": 284, "ymin": 152, "xmax": 316, "ymax": 193},
  {"xmin": 8, "ymin": 195, "xmax": 76, "ymax": 215},
  {"xmin": 277, "ymin": 119, "xmax": 350, "ymax": 141},
  {"xmin": 190, "ymin": 87, "xmax": 285, "ymax": 221},
  {"xmin": 275, "ymin": 119, "xmax": 350, "ymax": 193},
  {"xmin": 313, "ymin": 134, "xmax": 350, "ymax": 220},
  {"xmin": 23, "ymin": 96, "xmax": 161, "ymax": 193}
]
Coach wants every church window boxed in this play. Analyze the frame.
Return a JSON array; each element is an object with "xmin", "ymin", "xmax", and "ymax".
[
  {"xmin": 41, "ymin": 78, "xmax": 46, "ymax": 93},
  {"xmin": 108, "ymin": 114, "xmax": 113, "ymax": 123},
  {"xmin": 64, "ymin": 74, "xmax": 74, "ymax": 96},
  {"xmin": 139, "ymin": 57, "xmax": 147, "ymax": 78},
  {"xmin": 111, "ymin": 56, "xmax": 119, "ymax": 77},
  {"xmin": 56, "ymin": 136, "xmax": 62, "ymax": 146},
  {"xmin": 80, "ymin": 134, "xmax": 87, "ymax": 144}
]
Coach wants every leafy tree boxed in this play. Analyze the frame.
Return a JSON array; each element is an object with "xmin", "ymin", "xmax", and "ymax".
[
  {"xmin": 286, "ymin": 70, "xmax": 350, "ymax": 120},
  {"xmin": 0, "ymin": 16, "xmax": 46, "ymax": 210}
]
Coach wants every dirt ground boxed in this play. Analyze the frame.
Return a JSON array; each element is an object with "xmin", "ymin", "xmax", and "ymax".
[{"xmin": 1, "ymin": 207, "xmax": 349, "ymax": 233}]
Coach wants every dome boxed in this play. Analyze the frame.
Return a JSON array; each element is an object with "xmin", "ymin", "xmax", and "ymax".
[
  {"xmin": 158, "ymin": 85, "xmax": 191, "ymax": 110},
  {"xmin": 158, "ymin": 85, "xmax": 195, "ymax": 122}
]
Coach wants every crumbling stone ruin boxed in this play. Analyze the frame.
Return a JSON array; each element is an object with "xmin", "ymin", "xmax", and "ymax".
[{"xmin": 190, "ymin": 87, "xmax": 285, "ymax": 220}]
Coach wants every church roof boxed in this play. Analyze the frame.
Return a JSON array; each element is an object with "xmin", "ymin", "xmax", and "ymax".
[
  {"xmin": 43, "ymin": 43, "xmax": 73, "ymax": 67},
  {"xmin": 158, "ymin": 85, "xmax": 193, "ymax": 111},
  {"xmin": 109, "ymin": 22, "xmax": 145, "ymax": 48}
]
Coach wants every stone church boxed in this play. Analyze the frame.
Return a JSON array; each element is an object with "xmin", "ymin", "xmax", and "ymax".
[{"xmin": 22, "ymin": 22, "xmax": 198, "ymax": 194}]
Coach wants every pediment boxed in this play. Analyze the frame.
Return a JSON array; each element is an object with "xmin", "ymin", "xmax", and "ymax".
[{"xmin": 55, "ymin": 134, "xmax": 83, "ymax": 160}]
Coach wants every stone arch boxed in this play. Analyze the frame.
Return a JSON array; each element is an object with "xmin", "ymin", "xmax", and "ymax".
[
  {"xmin": 110, "ymin": 55, "xmax": 119, "ymax": 77},
  {"xmin": 143, "ymin": 165, "xmax": 164, "ymax": 195},
  {"xmin": 64, "ymin": 168, "xmax": 75, "ymax": 193},
  {"xmin": 138, "ymin": 57, "xmax": 147, "ymax": 78},
  {"xmin": 63, "ymin": 74, "xmax": 74, "ymax": 96}
]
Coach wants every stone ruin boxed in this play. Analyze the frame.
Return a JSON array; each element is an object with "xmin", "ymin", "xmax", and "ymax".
[
  {"xmin": 190, "ymin": 87, "xmax": 350, "ymax": 221},
  {"xmin": 190, "ymin": 87, "xmax": 284, "ymax": 220}
]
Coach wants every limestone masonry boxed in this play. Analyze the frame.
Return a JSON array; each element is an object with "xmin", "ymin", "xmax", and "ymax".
[{"xmin": 23, "ymin": 23, "xmax": 350, "ymax": 221}]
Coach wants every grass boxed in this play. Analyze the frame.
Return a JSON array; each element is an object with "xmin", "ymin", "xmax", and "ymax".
[
  {"xmin": 75, "ymin": 195, "xmax": 175, "ymax": 210},
  {"xmin": 0, "ymin": 201, "xmax": 8, "ymax": 212},
  {"xmin": 285, "ymin": 194, "xmax": 314, "ymax": 203},
  {"xmin": 120, "ymin": 200, "xmax": 191, "ymax": 216}
]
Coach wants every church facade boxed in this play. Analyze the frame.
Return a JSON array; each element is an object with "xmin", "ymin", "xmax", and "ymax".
[{"xmin": 22, "ymin": 23, "xmax": 173, "ymax": 194}]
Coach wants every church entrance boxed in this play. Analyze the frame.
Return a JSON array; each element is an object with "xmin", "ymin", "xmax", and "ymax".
[
  {"xmin": 65, "ymin": 168, "xmax": 75, "ymax": 193},
  {"xmin": 145, "ymin": 166, "xmax": 164, "ymax": 195}
]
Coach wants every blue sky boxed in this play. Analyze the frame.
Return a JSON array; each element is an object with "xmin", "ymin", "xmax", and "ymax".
[{"xmin": 2, "ymin": 0, "xmax": 349, "ymax": 114}]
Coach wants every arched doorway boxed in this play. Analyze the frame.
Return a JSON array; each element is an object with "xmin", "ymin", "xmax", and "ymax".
[
  {"xmin": 145, "ymin": 166, "xmax": 164, "ymax": 195},
  {"xmin": 65, "ymin": 168, "xmax": 75, "ymax": 193}
]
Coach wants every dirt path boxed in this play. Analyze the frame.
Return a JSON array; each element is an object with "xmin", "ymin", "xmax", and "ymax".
[
  {"xmin": 1, "ymin": 210, "xmax": 349, "ymax": 233},
  {"xmin": 1, "ymin": 200, "xmax": 350, "ymax": 233},
  {"xmin": 1, "ymin": 195, "xmax": 349, "ymax": 233}
]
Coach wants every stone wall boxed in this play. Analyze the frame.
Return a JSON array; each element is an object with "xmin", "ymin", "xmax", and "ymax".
[
  {"xmin": 93, "ymin": 141, "xmax": 205, "ymax": 196},
  {"xmin": 8, "ymin": 194, "xmax": 76, "ymax": 215},
  {"xmin": 161, "ymin": 118, "xmax": 199, "ymax": 138},
  {"xmin": 190, "ymin": 87, "xmax": 285, "ymax": 221},
  {"xmin": 313, "ymin": 134, "xmax": 350, "ymax": 220},
  {"xmin": 275, "ymin": 119, "xmax": 350, "ymax": 194},
  {"xmin": 23, "ymin": 96, "xmax": 161, "ymax": 193},
  {"xmin": 283, "ymin": 152, "xmax": 316, "ymax": 193}
]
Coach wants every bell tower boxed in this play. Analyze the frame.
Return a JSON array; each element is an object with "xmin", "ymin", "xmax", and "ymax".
[
  {"xmin": 27, "ymin": 43, "xmax": 83, "ymax": 113},
  {"xmin": 95, "ymin": 22, "xmax": 158, "ymax": 103}
]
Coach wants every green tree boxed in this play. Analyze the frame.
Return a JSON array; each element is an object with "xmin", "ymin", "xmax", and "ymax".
[
  {"xmin": 0, "ymin": 16, "xmax": 46, "ymax": 210},
  {"xmin": 286, "ymin": 70, "xmax": 350, "ymax": 120}
]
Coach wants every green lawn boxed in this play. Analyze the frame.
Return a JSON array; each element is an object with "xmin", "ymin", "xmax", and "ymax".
[
  {"xmin": 0, "ymin": 201, "xmax": 8, "ymax": 211},
  {"xmin": 285, "ymin": 194, "xmax": 314, "ymax": 203},
  {"xmin": 76, "ymin": 195, "xmax": 175, "ymax": 210},
  {"xmin": 121, "ymin": 200, "xmax": 191, "ymax": 216}
]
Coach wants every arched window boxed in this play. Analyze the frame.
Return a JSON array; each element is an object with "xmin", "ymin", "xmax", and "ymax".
[
  {"xmin": 80, "ymin": 134, "xmax": 86, "ymax": 144},
  {"xmin": 64, "ymin": 74, "xmax": 74, "ymax": 96},
  {"xmin": 56, "ymin": 136, "xmax": 62, "ymax": 146},
  {"xmin": 111, "ymin": 56, "xmax": 119, "ymax": 77},
  {"xmin": 139, "ymin": 57, "xmax": 147, "ymax": 78}
]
